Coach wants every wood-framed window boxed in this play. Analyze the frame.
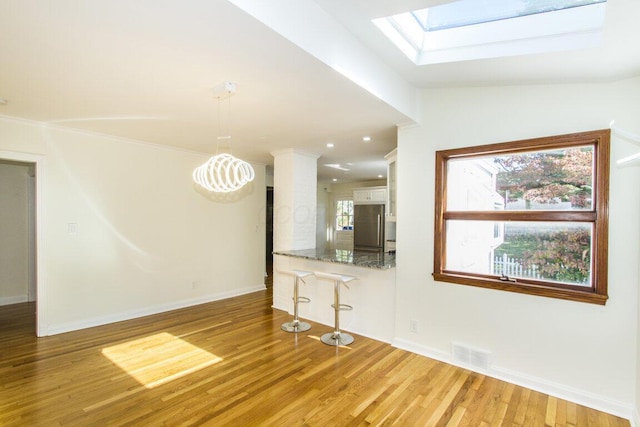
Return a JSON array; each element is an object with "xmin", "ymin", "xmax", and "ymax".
[{"xmin": 433, "ymin": 129, "xmax": 610, "ymax": 305}]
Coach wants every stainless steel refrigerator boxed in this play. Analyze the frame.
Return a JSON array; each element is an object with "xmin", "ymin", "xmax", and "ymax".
[{"xmin": 354, "ymin": 204, "xmax": 385, "ymax": 251}]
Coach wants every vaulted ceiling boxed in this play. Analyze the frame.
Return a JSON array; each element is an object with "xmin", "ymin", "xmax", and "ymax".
[{"xmin": 1, "ymin": 0, "xmax": 639, "ymax": 181}]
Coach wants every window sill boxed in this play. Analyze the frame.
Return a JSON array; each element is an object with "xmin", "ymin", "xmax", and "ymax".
[{"xmin": 433, "ymin": 272, "xmax": 608, "ymax": 305}]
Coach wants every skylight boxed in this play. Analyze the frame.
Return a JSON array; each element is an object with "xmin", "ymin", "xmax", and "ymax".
[{"xmin": 373, "ymin": 0, "xmax": 607, "ymax": 65}]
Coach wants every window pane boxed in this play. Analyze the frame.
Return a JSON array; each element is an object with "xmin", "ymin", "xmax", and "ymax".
[
  {"xmin": 445, "ymin": 220, "xmax": 592, "ymax": 286},
  {"xmin": 412, "ymin": 0, "xmax": 605, "ymax": 32},
  {"xmin": 447, "ymin": 146, "xmax": 593, "ymax": 211},
  {"xmin": 336, "ymin": 200, "xmax": 354, "ymax": 230}
]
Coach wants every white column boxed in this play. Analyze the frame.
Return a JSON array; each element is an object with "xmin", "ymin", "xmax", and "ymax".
[
  {"xmin": 271, "ymin": 149, "xmax": 319, "ymax": 251},
  {"xmin": 271, "ymin": 148, "xmax": 319, "ymax": 312}
]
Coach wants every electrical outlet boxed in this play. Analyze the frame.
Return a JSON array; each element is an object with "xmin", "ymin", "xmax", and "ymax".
[
  {"xmin": 410, "ymin": 319, "xmax": 419, "ymax": 333},
  {"xmin": 191, "ymin": 281, "xmax": 199, "ymax": 289}
]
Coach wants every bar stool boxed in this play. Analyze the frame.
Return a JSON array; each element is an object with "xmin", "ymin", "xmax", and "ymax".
[
  {"xmin": 314, "ymin": 272, "xmax": 357, "ymax": 346},
  {"xmin": 280, "ymin": 269, "xmax": 313, "ymax": 333}
]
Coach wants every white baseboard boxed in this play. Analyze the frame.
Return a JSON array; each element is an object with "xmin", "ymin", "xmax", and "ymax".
[
  {"xmin": 45, "ymin": 285, "xmax": 266, "ymax": 336},
  {"xmin": 392, "ymin": 337, "xmax": 634, "ymax": 424},
  {"xmin": 0, "ymin": 295, "xmax": 28, "ymax": 306}
]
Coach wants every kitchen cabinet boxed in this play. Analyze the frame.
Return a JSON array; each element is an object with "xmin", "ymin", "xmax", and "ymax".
[
  {"xmin": 353, "ymin": 186, "xmax": 386, "ymax": 204},
  {"xmin": 385, "ymin": 149, "xmax": 397, "ymax": 221}
]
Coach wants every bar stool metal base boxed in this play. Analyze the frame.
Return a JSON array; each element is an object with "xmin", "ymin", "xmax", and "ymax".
[
  {"xmin": 280, "ymin": 270, "xmax": 313, "ymax": 334},
  {"xmin": 281, "ymin": 320, "xmax": 311, "ymax": 333},
  {"xmin": 321, "ymin": 331, "xmax": 354, "ymax": 346},
  {"xmin": 314, "ymin": 272, "xmax": 357, "ymax": 346}
]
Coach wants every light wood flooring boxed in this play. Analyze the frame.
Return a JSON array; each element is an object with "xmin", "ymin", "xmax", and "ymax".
[{"xmin": 0, "ymin": 290, "xmax": 630, "ymax": 426}]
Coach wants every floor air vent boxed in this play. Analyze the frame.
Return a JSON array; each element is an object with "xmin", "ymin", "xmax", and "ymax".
[{"xmin": 452, "ymin": 342, "xmax": 491, "ymax": 370}]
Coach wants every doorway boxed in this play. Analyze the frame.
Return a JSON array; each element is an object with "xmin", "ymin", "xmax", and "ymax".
[
  {"xmin": 0, "ymin": 160, "xmax": 36, "ymax": 319},
  {"xmin": 0, "ymin": 151, "xmax": 43, "ymax": 336},
  {"xmin": 265, "ymin": 186, "xmax": 273, "ymax": 287}
]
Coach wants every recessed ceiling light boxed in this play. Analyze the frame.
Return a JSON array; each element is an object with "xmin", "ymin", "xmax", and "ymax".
[
  {"xmin": 346, "ymin": 162, "xmax": 354, "ymax": 166},
  {"xmin": 332, "ymin": 178, "xmax": 338, "ymax": 182},
  {"xmin": 378, "ymin": 174, "xmax": 383, "ymax": 178},
  {"xmin": 362, "ymin": 136, "xmax": 371, "ymax": 142},
  {"xmin": 326, "ymin": 143, "xmax": 334, "ymax": 148}
]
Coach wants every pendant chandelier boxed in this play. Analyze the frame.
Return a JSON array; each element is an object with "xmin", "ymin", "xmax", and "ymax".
[{"xmin": 193, "ymin": 81, "xmax": 255, "ymax": 193}]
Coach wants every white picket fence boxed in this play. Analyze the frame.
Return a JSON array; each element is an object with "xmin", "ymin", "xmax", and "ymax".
[{"xmin": 492, "ymin": 254, "xmax": 541, "ymax": 279}]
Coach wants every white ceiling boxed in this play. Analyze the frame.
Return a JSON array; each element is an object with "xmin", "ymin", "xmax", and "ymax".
[
  {"xmin": 315, "ymin": 0, "xmax": 640, "ymax": 87},
  {"xmin": 1, "ymin": 0, "xmax": 639, "ymax": 182}
]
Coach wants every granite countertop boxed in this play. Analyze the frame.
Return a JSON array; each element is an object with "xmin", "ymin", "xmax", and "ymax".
[{"xmin": 273, "ymin": 248, "xmax": 396, "ymax": 270}]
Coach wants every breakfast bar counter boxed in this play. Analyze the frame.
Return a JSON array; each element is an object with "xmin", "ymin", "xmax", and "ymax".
[
  {"xmin": 272, "ymin": 248, "xmax": 396, "ymax": 343},
  {"xmin": 273, "ymin": 248, "xmax": 395, "ymax": 270}
]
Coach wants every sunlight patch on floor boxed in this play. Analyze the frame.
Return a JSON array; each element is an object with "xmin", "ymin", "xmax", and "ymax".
[{"xmin": 102, "ymin": 332, "xmax": 223, "ymax": 389}]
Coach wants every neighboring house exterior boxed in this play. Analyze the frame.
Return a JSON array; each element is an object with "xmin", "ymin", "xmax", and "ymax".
[{"xmin": 445, "ymin": 158, "xmax": 504, "ymax": 275}]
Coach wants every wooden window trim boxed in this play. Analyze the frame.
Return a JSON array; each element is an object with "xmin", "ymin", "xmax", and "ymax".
[{"xmin": 433, "ymin": 129, "xmax": 610, "ymax": 305}]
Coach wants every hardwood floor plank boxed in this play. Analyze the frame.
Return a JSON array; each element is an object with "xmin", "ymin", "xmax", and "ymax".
[
  {"xmin": 490, "ymin": 382, "xmax": 515, "ymax": 427},
  {"xmin": 0, "ymin": 293, "xmax": 631, "ymax": 427},
  {"xmin": 483, "ymin": 377, "xmax": 507, "ymax": 423},
  {"xmin": 524, "ymin": 389, "xmax": 541, "ymax": 425},
  {"xmin": 567, "ymin": 400, "xmax": 579, "ymax": 426},
  {"xmin": 361, "ymin": 371, "xmax": 419, "ymax": 423},
  {"xmin": 556, "ymin": 397, "xmax": 568, "ymax": 427},
  {"xmin": 500, "ymin": 385, "xmax": 523, "ymax": 426},
  {"xmin": 436, "ymin": 372, "xmax": 477, "ymax": 427},
  {"xmin": 459, "ymin": 376, "xmax": 500, "ymax": 426},
  {"xmin": 424, "ymin": 369, "xmax": 470, "ymax": 426},
  {"xmin": 444, "ymin": 405, "xmax": 467, "ymax": 427},
  {"xmin": 547, "ymin": 396, "xmax": 559, "ymax": 426}
]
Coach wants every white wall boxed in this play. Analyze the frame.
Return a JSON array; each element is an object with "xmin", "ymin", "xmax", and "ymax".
[
  {"xmin": 637, "ymin": 231, "xmax": 640, "ymax": 425},
  {"xmin": 0, "ymin": 117, "xmax": 266, "ymax": 335},
  {"xmin": 0, "ymin": 161, "xmax": 31, "ymax": 305},
  {"xmin": 395, "ymin": 77, "xmax": 640, "ymax": 419}
]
